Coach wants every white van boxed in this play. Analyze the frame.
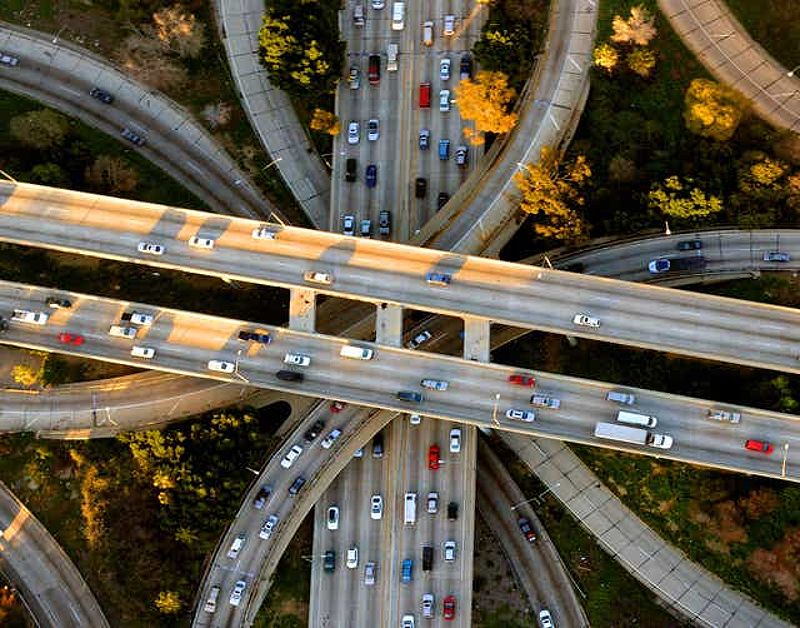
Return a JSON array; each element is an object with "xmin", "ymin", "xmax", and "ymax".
[
  {"xmin": 404, "ymin": 492, "xmax": 417, "ymax": 525},
  {"xmin": 606, "ymin": 390, "xmax": 635, "ymax": 405},
  {"xmin": 391, "ymin": 2, "xmax": 405, "ymax": 30},
  {"xmin": 422, "ymin": 20, "xmax": 434, "ymax": 46},
  {"xmin": 353, "ymin": 3, "xmax": 365, "ymax": 26},
  {"xmin": 616, "ymin": 410, "xmax": 657, "ymax": 428},
  {"xmin": 203, "ymin": 586, "xmax": 220, "ymax": 613},
  {"xmin": 108, "ymin": 325, "xmax": 137, "ymax": 339},
  {"xmin": 340, "ymin": 345, "xmax": 374, "ymax": 360}
]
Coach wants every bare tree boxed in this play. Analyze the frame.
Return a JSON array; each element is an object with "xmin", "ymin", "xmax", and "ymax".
[{"xmin": 152, "ymin": 5, "xmax": 206, "ymax": 59}]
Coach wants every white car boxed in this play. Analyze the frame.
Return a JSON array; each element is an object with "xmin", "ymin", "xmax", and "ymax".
[
  {"xmin": 539, "ymin": 609, "xmax": 554, "ymax": 628},
  {"xmin": 303, "ymin": 271, "xmax": 333, "ymax": 285},
  {"xmin": 449, "ymin": 428, "xmax": 461, "ymax": 453},
  {"xmin": 443, "ymin": 14, "xmax": 456, "ymax": 36},
  {"xmin": 506, "ymin": 408, "xmax": 535, "ymax": 422},
  {"xmin": 409, "ymin": 413, "xmax": 422, "ymax": 425},
  {"xmin": 227, "ymin": 534, "xmax": 245, "ymax": 559},
  {"xmin": 422, "ymin": 593, "xmax": 434, "ymax": 618},
  {"xmin": 439, "ymin": 58, "xmax": 451, "ymax": 81},
  {"xmin": 130, "ymin": 345, "xmax": 156, "ymax": 359},
  {"xmin": 346, "ymin": 546, "xmax": 359, "ymax": 569},
  {"xmin": 426, "ymin": 491, "xmax": 438, "ymax": 514},
  {"xmin": 207, "ymin": 359, "xmax": 235, "ymax": 373},
  {"xmin": 572, "ymin": 313, "xmax": 600, "ymax": 328},
  {"xmin": 347, "ymin": 121, "xmax": 360, "ymax": 144},
  {"xmin": 280, "ymin": 444, "xmax": 303, "ymax": 469},
  {"xmin": 439, "ymin": 89, "xmax": 451, "ymax": 112},
  {"xmin": 371, "ymin": 0, "xmax": 384, "ymax": 7},
  {"xmin": 367, "ymin": 118, "xmax": 379, "ymax": 141},
  {"xmin": 327, "ymin": 505, "xmax": 339, "ymax": 530},
  {"xmin": 128, "ymin": 312, "xmax": 153, "ymax": 326},
  {"xmin": 252, "ymin": 226, "xmax": 277, "ymax": 240},
  {"xmin": 188, "ymin": 235, "xmax": 215, "ymax": 249},
  {"xmin": 320, "ymin": 428, "xmax": 343, "ymax": 449},
  {"xmin": 402, "ymin": 614, "xmax": 415, "ymax": 628},
  {"xmin": 370, "ymin": 494, "xmax": 383, "ymax": 520},
  {"xmin": 11, "ymin": 309, "xmax": 48, "ymax": 325},
  {"xmin": 342, "ymin": 214, "xmax": 356, "ymax": 236},
  {"xmin": 406, "ymin": 330, "xmax": 432, "ymax": 350},
  {"xmin": 137, "ymin": 241, "xmax": 164, "ymax": 255},
  {"xmin": 284, "ymin": 353, "xmax": 311, "ymax": 367},
  {"xmin": 259, "ymin": 514, "xmax": 279, "ymax": 540},
  {"xmin": 229, "ymin": 580, "xmax": 246, "ymax": 607},
  {"xmin": 443, "ymin": 540, "xmax": 456, "ymax": 562}
]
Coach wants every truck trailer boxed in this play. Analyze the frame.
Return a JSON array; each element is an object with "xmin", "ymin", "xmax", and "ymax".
[{"xmin": 594, "ymin": 422, "xmax": 673, "ymax": 449}]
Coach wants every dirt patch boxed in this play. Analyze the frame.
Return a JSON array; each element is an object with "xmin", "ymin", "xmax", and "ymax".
[{"xmin": 473, "ymin": 513, "xmax": 531, "ymax": 619}]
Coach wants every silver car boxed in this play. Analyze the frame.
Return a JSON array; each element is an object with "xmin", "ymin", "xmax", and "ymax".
[{"xmin": 347, "ymin": 121, "xmax": 360, "ymax": 144}]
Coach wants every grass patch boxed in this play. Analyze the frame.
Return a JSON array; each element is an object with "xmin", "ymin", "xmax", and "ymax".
[
  {"xmin": 725, "ymin": 0, "xmax": 800, "ymax": 70},
  {"xmin": 474, "ymin": 604, "xmax": 535, "ymax": 628}
]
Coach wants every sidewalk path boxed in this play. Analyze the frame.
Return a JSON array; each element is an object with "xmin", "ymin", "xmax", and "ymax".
[
  {"xmin": 501, "ymin": 434, "xmax": 791, "ymax": 628},
  {"xmin": 657, "ymin": 0, "xmax": 800, "ymax": 132},
  {"xmin": 213, "ymin": 0, "xmax": 331, "ymax": 228}
]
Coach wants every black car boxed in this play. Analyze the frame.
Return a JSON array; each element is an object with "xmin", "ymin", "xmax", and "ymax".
[
  {"xmin": 379, "ymin": 210, "xmax": 391, "ymax": 236},
  {"xmin": 437, "ymin": 192, "xmax": 450, "ymax": 210},
  {"xmin": 252, "ymin": 485, "xmax": 273, "ymax": 509},
  {"xmin": 372, "ymin": 432, "xmax": 384, "ymax": 458},
  {"xmin": 324, "ymin": 550, "xmax": 336, "ymax": 573},
  {"xmin": 89, "ymin": 87, "xmax": 114, "ymax": 104},
  {"xmin": 447, "ymin": 501, "xmax": 458, "ymax": 520},
  {"xmin": 276, "ymin": 370, "xmax": 304, "ymax": 382},
  {"xmin": 304, "ymin": 419, "xmax": 326, "ymax": 443},
  {"xmin": 422, "ymin": 546, "xmax": 433, "ymax": 571},
  {"xmin": 459, "ymin": 54, "xmax": 473, "ymax": 80},
  {"xmin": 345, "ymin": 158, "xmax": 357, "ymax": 182},
  {"xmin": 238, "ymin": 330, "xmax": 272, "ymax": 344},
  {"xmin": 288, "ymin": 476, "xmax": 306, "ymax": 496},
  {"xmin": 46, "ymin": 297, "xmax": 72, "ymax": 309},
  {"xmin": 415, "ymin": 177, "xmax": 427, "ymax": 199},
  {"xmin": 676, "ymin": 239, "xmax": 703, "ymax": 251}
]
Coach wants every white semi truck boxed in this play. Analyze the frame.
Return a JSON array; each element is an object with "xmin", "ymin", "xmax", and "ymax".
[
  {"xmin": 594, "ymin": 422, "xmax": 673, "ymax": 449},
  {"xmin": 387, "ymin": 43, "xmax": 398, "ymax": 71}
]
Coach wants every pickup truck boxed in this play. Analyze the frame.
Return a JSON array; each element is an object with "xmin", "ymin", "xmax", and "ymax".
[
  {"xmin": 121, "ymin": 311, "xmax": 154, "ymax": 325},
  {"xmin": 12, "ymin": 309, "xmax": 49, "ymax": 325}
]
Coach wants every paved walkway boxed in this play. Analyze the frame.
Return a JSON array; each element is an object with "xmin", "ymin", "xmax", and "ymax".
[
  {"xmin": 213, "ymin": 0, "xmax": 331, "ymax": 228},
  {"xmin": 501, "ymin": 434, "xmax": 791, "ymax": 628},
  {"xmin": 658, "ymin": 0, "xmax": 800, "ymax": 133},
  {"xmin": 0, "ymin": 481, "xmax": 109, "ymax": 628},
  {"xmin": 0, "ymin": 23, "xmax": 277, "ymax": 220}
]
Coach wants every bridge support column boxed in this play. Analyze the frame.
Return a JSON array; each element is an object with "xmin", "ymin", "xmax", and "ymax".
[
  {"xmin": 289, "ymin": 288, "xmax": 316, "ymax": 332},
  {"xmin": 463, "ymin": 317, "xmax": 490, "ymax": 362},
  {"xmin": 375, "ymin": 303, "xmax": 403, "ymax": 347}
]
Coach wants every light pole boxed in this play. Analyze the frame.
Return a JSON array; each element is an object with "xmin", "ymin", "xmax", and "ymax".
[
  {"xmin": 234, "ymin": 348, "xmax": 250, "ymax": 383},
  {"xmin": 245, "ymin": 466, "xmax": 259, "ymax": 476},
  {"xmin": 788, "ymin": 64, "xmax": 800, "ymax": 78},
  {"xmin": 0, "ymin": 169, "xmax": 18, "ymax": 183},
  {"xmin": 782, "ymin": 443, "xmax": 789, "ymax": 478},
  {"xmin": 516, "ymin": 161, "xmax": 532, "ymax": 173},
  {"xmin": 510, "ymin": 483, "xmax": 561, "ymax": 510},
  {"xmin": 52, "ymin": 26, "xmax": 66, "ymax": 44},
  {"xmin": 262, "ymin": 156, "xmax": 283, "ymax": 171},
  {"xmin": 491, "ymin": 393, "xmax": 500, "ymax": 427},
  {"xmin": 664, "ymin": 221, "xmax": 671, "ymax": 235}
]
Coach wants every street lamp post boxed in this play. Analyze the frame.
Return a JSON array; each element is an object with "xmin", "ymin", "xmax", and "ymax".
[
  {"xmin": 491, "ymin": 393, "xmax": 500, "ymax": 427},
  {"xmin": 0, "ymin": 169, "xmax": 18, "ymax": 183},
  {"xmin": 788, "ymin": 64, "xmax": 800, "ymax": 78},
  {"xmin": 262, "ymin": 156, "xmax": 284, "ymax": 171},
  {"xmin": 664, "ymin": 221, "xmax": 671, "ymax": 236},
  {"xmin": 782, "ymin": 443, "xmax": 789, "ymax": 478},
  {"xmin": 52, "ymin": 26, "xmax": 66, "ymax": 44},
  {"xmin": 234, "ymin": 348, "xmax": 250, "ymax": 383},
  {"xmin": 510, "ymin": 483, "xmax": 561, "ymax": 510}
]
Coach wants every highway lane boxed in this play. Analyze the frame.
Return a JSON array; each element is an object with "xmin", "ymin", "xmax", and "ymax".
[
  {"xmin": 7, "ymin": 183, "xmax": 800, "ymax": 375},
  {"xmin": 476, "ymin": 439, "xmax": 588, "ymax": 627},
  {"xmin": 0, "ymin": 24, "xmax": 279, "ymax": 222},
  {"xmin": 0, "ymin": 481, "xmax": 109, "ymax": 628},
  {"xmin": 3, "ymin": 280, "xmax": 800, "ymax": 482}
]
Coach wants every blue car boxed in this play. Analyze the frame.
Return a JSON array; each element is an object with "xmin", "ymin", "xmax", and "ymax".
[
  {"xmin": 401, "ymin": 558, "xmax": 413, "ymax": 583},
  {"xmin": 425, "ymin": 272, "xmax": 452, "ymax": 286},
  {"xmin": 365, "ymin": 164, "xmax": 377, "ymax": 188},
  {"xmin": 647, "ymin": 258, "xmax": 671, "ymax": 274},
  {"xmin": 238, "ymin": 330, "xmax": 272, "ymax": 344}
]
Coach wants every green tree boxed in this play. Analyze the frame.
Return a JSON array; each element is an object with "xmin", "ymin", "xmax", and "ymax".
[
  {"xmin": 84, "ymin": 156, "xmax": 139, "ymax": 194},
  {"xmin": 683, "ymin": 78, "xmax": 747, "ymax": 141},
  {"xmin": 728, "ymin": 152, "xmax": 792, "ymax": 227},
  {"xmin": 29, "ymin": 163, "xmax": 67, "ymax": 186},
  {"xmin": 648, "ymin": 175, "xmax": 723, "ymax": 220},
  {"xmin": 9, "ymin": 109, "xmax": 70, "ymax": 151},
  {"xmin": 154, "ymin": 591, "xmax": 181, "ymax": 614},
  {"xmin": 514, "ymin": 146, "xmax": 591, "ymax": 241},
  {"xmin": 626, "ymin": 47, "xmax": 656, "ymax": 78},
  {"xmin": 454, "ymin": 71, "xmax": 518, "ymax": 144}
]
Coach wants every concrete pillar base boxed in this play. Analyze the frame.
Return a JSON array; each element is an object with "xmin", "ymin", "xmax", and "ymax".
[
  {"xmin": 375, "ymin": 303, "xmax": 403, "ymax": 346},
  {"xmin": 463, "ymin": 317, "xmax": 490, "ymax": 362},
  {"xmin": 289, "ymin": 288, "xmax": 316, "ymax": 332}
]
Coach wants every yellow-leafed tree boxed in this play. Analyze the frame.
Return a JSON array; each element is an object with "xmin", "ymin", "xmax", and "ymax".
[
  {"xmin": 514, "ymin": 146, "xmax": 591, "ymax": 241},
  {"xmin": 309, "ymin": 108, "xmax": 340, "ymax": 136},
  {"xmin": 611, "ymin": 5, "xmax": 657, "ymax": 46},
  {"xmin": 454, "ymin": 71, "xmax": 518, "ymax": 145},
  {"xmin": 593, "ymin": 43, "xmax": 619, "ymax": 73},
  {"xmin": 684, "ymin": 78, "xmax": 748, "ymax": 141}
]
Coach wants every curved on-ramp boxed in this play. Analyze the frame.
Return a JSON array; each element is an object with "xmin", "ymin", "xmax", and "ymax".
[
  {"xmin": 0, "ymin": 480, "xmax": 110, "ymax": 628},
  {"xmin": 0, "ymin": 22, "xmax": 281, "ymax": 221}
]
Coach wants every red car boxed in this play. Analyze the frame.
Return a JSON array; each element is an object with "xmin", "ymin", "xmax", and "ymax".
[
  {"xmin": 428, "ymin": 444, "xmax": 440, "ymax": 470},
  {"xmin": 443, "ymin": 595, "xmax": 456, "ymax": 620},
  {"xmin": 57, "ymin": 332, "xmax": 84, "ymax": 346},
  {"xmin": 330, "ymin": 401, "xmax": 346, "ymax": 413},
  {"xmin": 745, "ymin": 439, "xmax": 774, "ymax": 455},
  {"xmin": 508, "ymin": 374, "xmax": 535, "ymax": 387}
]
